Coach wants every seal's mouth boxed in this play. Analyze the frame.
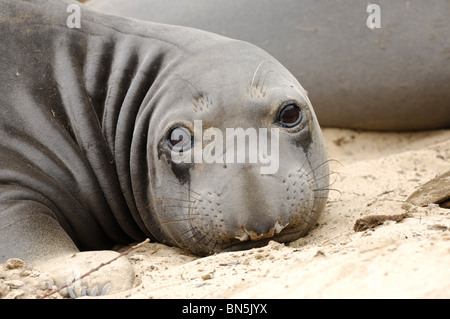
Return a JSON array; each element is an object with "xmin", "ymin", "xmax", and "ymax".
[
  {"xmin": 234, "ymin": 220, "xmax": 288, "ymax": 242},
  {"xmin": 218, "ymin": 228, "xmax": 303, "ymax": 253}
]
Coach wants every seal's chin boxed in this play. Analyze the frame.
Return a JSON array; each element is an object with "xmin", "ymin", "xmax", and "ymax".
[{"xmin": 218, "ymin": 229, "xmax": 303, "ymax": 253}]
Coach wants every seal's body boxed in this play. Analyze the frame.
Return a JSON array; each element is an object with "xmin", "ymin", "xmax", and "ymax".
[
  {"xmin": 0, "ymin": 0, "xmax": 329, "ymax": 276},
  {"xmin": 88, "ymin": 0, "xmax": 450, "ymax": 131}
]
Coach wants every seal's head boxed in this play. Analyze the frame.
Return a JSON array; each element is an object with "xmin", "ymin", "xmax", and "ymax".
[{"xmin": 132, "ymin": 31, "xmax": 329, "ymax": 256}]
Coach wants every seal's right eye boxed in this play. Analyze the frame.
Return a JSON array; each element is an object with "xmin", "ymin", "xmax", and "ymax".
[{"xmin": 167, "ymin": 125, "xmax": 193, "ymax": 153}]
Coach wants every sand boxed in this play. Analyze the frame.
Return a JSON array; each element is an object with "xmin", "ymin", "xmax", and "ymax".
[{"xmin": 1, "ymin": 128, "xmax": 449, "ymax": 299}]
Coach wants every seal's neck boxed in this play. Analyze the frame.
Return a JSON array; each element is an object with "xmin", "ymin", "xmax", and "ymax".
[{"xmin": 48, "ymin": 1, "xmax": 181, "ymax": 240}]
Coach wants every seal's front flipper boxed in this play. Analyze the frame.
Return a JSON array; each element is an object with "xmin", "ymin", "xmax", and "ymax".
[
  {"xmin": 36, "ymin": 250, "xmax": 135, "ymax": 298},
  {"xmin": 0, "ymin": 197, "xmax": 79, "ymax": 263},
  {"xmin": 406, "ymin": 170, "xmax": 450, "ymax": 209},
  {"xmin": 0, "ymin": 194, "xmax": 135, "ymax": 297}
]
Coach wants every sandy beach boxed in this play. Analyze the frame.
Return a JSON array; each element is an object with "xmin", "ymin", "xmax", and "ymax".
[{"xmin": 1, "ymin": 127, "xmax": 449, "ymax": 299}]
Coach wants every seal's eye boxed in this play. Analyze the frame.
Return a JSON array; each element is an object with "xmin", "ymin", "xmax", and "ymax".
[
  {"xmin": 167, "ymin": 125, "xmax": 193, "ymax": 153},
  {"xmin": 276, "ymin": 102, "xmax": 302, "ymax": 128}
]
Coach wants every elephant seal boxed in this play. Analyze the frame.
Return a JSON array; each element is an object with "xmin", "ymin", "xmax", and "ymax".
[
  {"xmin": 87, "ymin": 0, "xmax": 450, "ymax": 131},
  {"xmin": 0, "ymin": 0, "xmax": 329, "ymax": 294}
]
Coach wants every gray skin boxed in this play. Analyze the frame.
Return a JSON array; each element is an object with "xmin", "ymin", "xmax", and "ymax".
[
  {"xmin": 88, "ymin": 0, "xmax": 450, "ymax": 131},
  {"xmin": 0, "ymin": 0, "xmax": 329, "ymax": 294}
]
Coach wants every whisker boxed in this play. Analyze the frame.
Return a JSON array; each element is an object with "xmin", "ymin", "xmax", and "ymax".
[
  {"xmin": 250, "ymin": 61, "xmax": 266, "ymax": 89},
  {"xmin": 173, "ymin": 189, "xmax": 205, "ymax": 203},
  {"xmin": 260, "ymin": 69, "xmax": 274, "ymax": 96},
  {"xmin": 306, "ymin": 170, "xmax": 340, "ymax": 184},
  {"xmin": 180, "ymin": 227, "xmax": 195, "ymax": 237},
  {"xmin": 175, "ymin": 189, "xmax": 214, "ymax": 205},
  {"xmin": 146, "ymin": 197, "xmax": 195, "ymax": 208},
  {"xmin": 194, "ymin": 233, "xmax": 207, "ymax": 246},
  {"xmin": 313, "ymin": 187, "xmax": 339, "ymax": 192},
  {"xmin": 184, "ymin": 230, "xmax": 201, "ymax": 243},
  {"xmin": 167, "ymin": 180, "xmax": 209, "ymax": 202},
  {"xmin": 324, "ymin": 158, "xmax": 343, "ymax": 168},
  {"xmin": 305, "ymin": 158, "xmax": 340, "ymax": 177},
  {"xmin": 296, "ymin": 158, "xmax": 309, "ymax": 174},
  {"xmin": 328, "ymin": 173, "xmax": 340, "ymax": 187},
  {"xmin": 210, "ymin": 240, "xmax": 218, "ymax": 253},
  {"xmin": 151, "ymin": 183, "xmax": 206, "ymax": 203},
  {"xmin": 174, "ymin": 75, "xmax": 203, "ymax": 103},
  {"xmin": 313, "ymin": 196, "xmax": 331, "ymax": 200},
  {"xmin": 158, "ymin": 205, "xmax": 197, "ymax": 209},
  {"xmin": 160, "ymin": 219, "xmax": 192, "ymax": 225},
  {"xmin": 314, "ymin": 187, "xmax": 342, "ymax": 200},
  {"xmin": 159, "ymin": 214, "xmax": 203, "ymax": 225},
  {"xmin": 153, "ymin": 184, "xmax": 199, "ymax": 199},
  {"xmin": 203, "ymin": 235, "xmax": 215, "ymax": 248}
]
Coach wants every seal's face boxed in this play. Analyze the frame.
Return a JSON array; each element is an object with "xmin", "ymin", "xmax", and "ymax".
[{"xmin": 144, "ymin": 40, "xmax": 329, "ymax": 256}]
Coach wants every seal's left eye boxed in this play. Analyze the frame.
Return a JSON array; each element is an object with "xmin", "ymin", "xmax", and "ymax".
[
  {"xmin": 167, "ymin": 125, "xmax": 193, "ymax": 153},
  {"xmin": 276, "ymin": 102, "xmax": 302, "ymax": 128}
]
